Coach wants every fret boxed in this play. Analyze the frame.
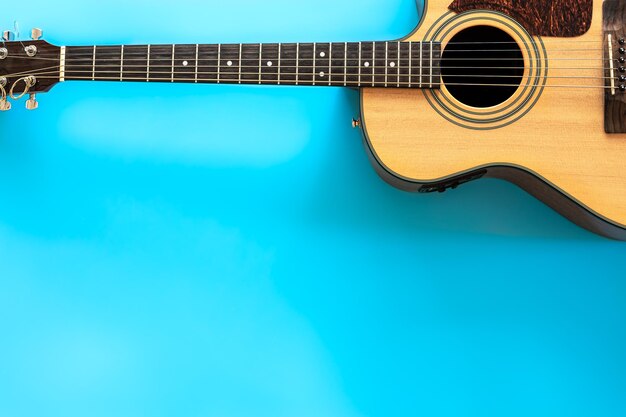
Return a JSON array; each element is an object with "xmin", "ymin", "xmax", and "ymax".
[
  {"xmin": 419, "ymin": 42, "xmax": 423, "ymax": 87},
  {"xmin": 385, "ymin": 41, "xmax": 389, "ymax": 87},
  {"xmin": 171, "ymin": 44, "xmax": 175, "ymax": 82},
  {"xmin": 396, "ymin": 41, "xmax": 401, "ymax": 87},
  {"xmin": 241, "ymin": 43, "xmax": 261, "ymax": 84},
  {"xmin": 239, "ymin": 43, "xmax": 243, "ymax": 84},
  {"xmin": 399, "ymin": 42, "xmax": 410, "ymax": 87},
  {"xmin": 278, "ymin": 43, "xmax": 281, "ymax": 85},
  {"xmin": 279, "ymin": 43, "xmax": 298, "ymax": 85},
  {"xmin": 198, "ymin": 44, "xmax": 219, "ymax": 83},
  {"xmin": 432, "ymin": 42, "xmax": 442, "ymax": 88},
  {"xmin": 374, "ymin": 42, "xmax": 387, "ymax": 87},
  {"xmin": 122, "ymin": 45, "xmax": 148, "ymax": 81},
  {"xmin": 120, "ymin": 45, "xmax": 124, "ymax": 81},
  {"xmin": 220, "ymin": 44, "xmax": 240, "ymax": 83},
  {"xmin": 312, "ymin": 43, "xmax": 317, "ymax": 85},
  {"xmin": 372, "ymin": 42, "xmax": 376, "ymax": 87},
  {"xmin": 217, "ymin": 44, "xmax": 221, "ymax": 83},
  {"xmin": 346, "ymin": 42, "xmax": 360, "ymax": 86},
  {"xmin": 386, "ymin": 41, "xmax": 400, "ymax": 88},
  {"xmin": 344, "ymin": 42, "xmax": 348, "ymax": 86},
  {"xmin": 328, "ymin": 43, "xmax": 333, "ymax": 86},
  {"xmin": 92, "ymin": 45, "xmax": 96, "ymax": 80},
  {"xmin": 360, "ymin": 42, "xmax": 374, "ymax": 87},
  {"xmin": 195, "ymin": 44, "xmax": 199, "ymax": 83},
  {"xmin": 296, "ymin": 43, "xmax": 300, "ymax": 85},
  {"xmin": 429, "ymin": 40, "xmax": 433, "ymax": 88},
  {"xmin": 173, "ymin": 44, "xmax": 196, "ymax": 83},
  {"xmin": 329, "ymin": 42, "xmax": 343, "ymax": 87},
  {"xmin": 409, "ymin": 42, "xmax": 413, "ymax": 87},
  {"xmin": 358, "ymin": 42, "xmax": 362, "ymax": 86},
  {"xmin": 260, "ymin": 43, "xmax": 279, "ymax": 83},
  {"xmin": 258, "ymin": 44, "xmax": 262, "ymax": 84},
  {"xmin": 148, "ymin": 45, "xmax": 173, "ymax": 81},
  {"xmin": 146, "ymin": 45, "xmax": 150, "ymax": 81}
]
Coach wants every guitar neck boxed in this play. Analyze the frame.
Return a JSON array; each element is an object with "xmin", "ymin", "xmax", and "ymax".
[{"xmin": 62, "ymin": 41, "xmax": 442, "ymax": 88}]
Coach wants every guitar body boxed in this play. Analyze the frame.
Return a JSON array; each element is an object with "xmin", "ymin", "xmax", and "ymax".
[
  {"xmin": 361, "ymin": 0, "xmax": 626, "ymax": 239},
  {"xmin": 2, "ymin": 0, "xmax": 625, "ymax": 239}
]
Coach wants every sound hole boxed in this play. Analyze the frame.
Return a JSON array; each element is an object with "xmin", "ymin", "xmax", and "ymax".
[{"xmin": 441, "ymin": 26, "xmax": 524, "ymax": 108}]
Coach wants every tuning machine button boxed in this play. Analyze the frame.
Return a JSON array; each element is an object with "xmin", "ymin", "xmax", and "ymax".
[
  {"xmin": 2, "ymin": 30, "xmax": 14, "ymax": 41},
  {"xmin": 0, "ymin": 99, "xmax": 11, "ymax": 111},
  {"xmin": 31, "ymin": 28, "xmax": 43, "ymax": 40},
  {"xmin": 25, "ymin": 93, "xmax": 38, "ymax": 110}
]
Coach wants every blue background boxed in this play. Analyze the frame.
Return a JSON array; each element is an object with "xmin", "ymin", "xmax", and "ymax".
[{"xmin": 1, "ymin": 1, "xmax": 625, "ymax": 416}]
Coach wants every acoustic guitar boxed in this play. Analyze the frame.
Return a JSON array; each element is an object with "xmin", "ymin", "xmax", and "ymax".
[{"xmin": 1, "ymin": 0, "xmax": 625, "ymax": 239}]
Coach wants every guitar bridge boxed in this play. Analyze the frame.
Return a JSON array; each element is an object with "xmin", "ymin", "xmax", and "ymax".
[{"xmin": 604, "ymin": 0, "xmax": 626, "ymax": 133}]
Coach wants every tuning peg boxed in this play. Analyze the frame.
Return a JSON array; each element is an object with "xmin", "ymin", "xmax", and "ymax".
[
  {"xmin": 31, "ymin": 28, "xmax": 43, "ymax": 40},
  {"xmin": 2, "ymin": 30, "xmax": 14, "ymax": 42},
  {"xmin": 0, "ymin": 99, "xmax": 11, "ymax": 111},
  {"xmin": 25, "ymin": 93, "xmax": 38, "ymax": 110}
]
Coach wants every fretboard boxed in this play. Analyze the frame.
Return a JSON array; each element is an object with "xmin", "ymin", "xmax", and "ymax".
[{"xmin": 63, "ymin": 42, "xmax": 441, "ymax": 88}]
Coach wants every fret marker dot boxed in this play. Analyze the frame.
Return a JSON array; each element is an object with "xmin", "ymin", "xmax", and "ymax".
[
  {"xmin": 267, "ymin": 61, "xmax": 273, "ymax": 67},
  {"xmin": 320, "ymin": 72, "xmax": 325, "ymax": 77},
  {"xmin": 182, "ymin": 61, "xmax": 188, "ymax": 66},
  {"xmin": 390, "ymin": 62, "xmax": 396, "ymax": 67},
  {"xmin": 320, "ymin": 52, "xmax": 326, "ymax": 58},
  {"xmin": 364, "ymin": 62, "xmax": 370, "ymax": 67},
  {"xmin": 227, "ymin": 60, "xmax": 233, "ymax": 66}
]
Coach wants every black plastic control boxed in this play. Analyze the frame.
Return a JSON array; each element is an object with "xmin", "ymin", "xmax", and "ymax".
[{"xmin": 419, "ymin": 170, "xmax": 487, "ymax": 194}]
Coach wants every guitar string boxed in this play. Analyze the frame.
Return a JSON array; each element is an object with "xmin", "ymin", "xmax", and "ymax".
[
  {"xmin": 22, "ymin": 39, "xmax": 614, "ymax": 51},
  {"xmin": 21, "ymin": 74, "xmax": 619, "ymax": 89},
  {"xmin": 59, "ymin": 41, "xmax": 612, "ymax": 50},
  {"xmin": 0, "ymin": 58, "xmax": 612, "ymax": 71},
  {"xmin": 3, "ymin": 64, "xmax": 620, "ymax": 84},
  {"xmin": 63, "ymin": 48, "xmax": 609, "ymax": 53},
  {"xmin": 4, "ymin": 54, "xmax": 622, "ymax": 64},
  {"xmin": 0, "ymin": 64, "xmax": 611, "ymax": 78},
  {"xmin": 4, "ymin": 59, "xmax": 620, "ymax": 72},
  {"xmin": 2, "ymin": 64, "xmax": 618, "ymax": 89},
  {"xmin": 59, "ymin": 40, "xmax": 614, "ymax": 47},
  {"xmin": 56, "ymin": 51, "xmax": 618, "ymax": 60},
  {"xmin": 6, "ymin": 67, "xmax": 617, "ymax": 89},
  {"xmin": 3, "ymin": 63, "xmax": 620, "ymax": 79},
  {"xmin": 5, "ymin": 63, "xmax": 621, "ymax": 75},
  {"xmin": 38, "ymin": 67, "xmax": 626, "ymax": 81}
]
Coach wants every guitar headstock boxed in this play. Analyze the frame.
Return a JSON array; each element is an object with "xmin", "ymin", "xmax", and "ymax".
[{"xmin": 0, "ymin": 28, "xmax": 61, "ymax": 110}]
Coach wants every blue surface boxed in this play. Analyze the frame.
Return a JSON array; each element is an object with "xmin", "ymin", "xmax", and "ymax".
[{"xmin": 1, "ymin": 1, "xmax": 626, "ymax": 416}]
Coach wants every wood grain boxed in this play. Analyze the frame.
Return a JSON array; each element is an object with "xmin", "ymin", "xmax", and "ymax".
[
  {"xmin": 448, "ymin": 0, "xmax": 593, "ymax": 36},
  {"xmin": 361, "ymin": 0, "xmax": 626, "ymax": 236},
  {"xmin": 1, "ymin": 40, "xmax": 60, "ymax": 93}
]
